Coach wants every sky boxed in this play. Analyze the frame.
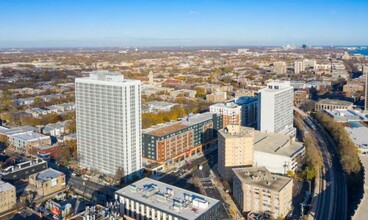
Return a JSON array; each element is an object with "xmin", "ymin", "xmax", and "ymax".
[{"xmin": 0, "ymin": 0, "xmax": 367, "ymax": 48}]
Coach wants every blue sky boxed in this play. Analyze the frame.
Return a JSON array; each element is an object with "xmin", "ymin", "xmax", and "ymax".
[{"xmin": 0, "ymin": 0, "xmax": 367, "ymax": 47}]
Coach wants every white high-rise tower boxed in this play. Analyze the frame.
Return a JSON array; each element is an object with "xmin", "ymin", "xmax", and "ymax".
[
  {"xmin": 75, "ymin": 71, "xmax": 142, "ymax": 179},
  {"xmin": 257, "ymin": 81, "xmax": 295, "ymax": 136}
]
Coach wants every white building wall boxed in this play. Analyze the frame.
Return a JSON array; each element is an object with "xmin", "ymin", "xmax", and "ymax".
[
  {"xmin": 258, "ymin": 82, "xmax": 294, "ymax": 134},
  {"xmin": 76, "ymin": 71, "xmax": 142, "ymax": 178},
  {"xmin": 253, "ymin": 151, "xmax": 292, "ymax": 174}
]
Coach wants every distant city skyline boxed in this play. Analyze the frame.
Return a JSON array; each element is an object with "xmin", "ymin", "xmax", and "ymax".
[{"xmin": 0, "ymin": 0, "xmax": 368, "ymax": 48}]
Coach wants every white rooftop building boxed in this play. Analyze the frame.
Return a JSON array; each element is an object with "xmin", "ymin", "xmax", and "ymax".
[
  {"xmin": 115, "ymin": 178, "xmax": 221, "ymax": 220},
  {"xmin": 253, "ymin": 131, "xmax": 305, "ymax": 174}
]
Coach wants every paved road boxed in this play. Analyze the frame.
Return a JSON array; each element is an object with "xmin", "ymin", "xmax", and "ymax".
[
  {"xmin": 193, "ymin": 162, "xmax": 231, "ymax": 220},
  {"xmin": 306, "ymin": 116, "xmax": 347, "ymax": 220}
]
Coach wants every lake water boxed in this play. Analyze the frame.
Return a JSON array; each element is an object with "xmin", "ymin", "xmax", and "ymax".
[{"xmin": 349, "ymin": 49, "xmax": 368, "ymax": 56}]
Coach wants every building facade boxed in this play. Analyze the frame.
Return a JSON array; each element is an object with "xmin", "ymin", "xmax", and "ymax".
[
  {"xmin": 209, "ymin": 103, "xmax": 241, "ymax": 127},
  {"xmin": 315, "ymin": 99, "xmax": 354, "ymax": 111},
  {"xmin": 76, "ymin": 71, "xmax": 142, "ymax": 179},
  {"xmin": 29, "ymin": 168, "xmax": 66, "ymax": 198},
  {"xmin": 294, "ymin": 61, "xmax": 304, "ymax": 74},
  {"xmin": 234, "ymin": 96, "xmax": 258, "ymax": 128},
  {"xmin": 142, "ymin": 113, "xmax": 222, "ymax": 168},
  {"xmin": 217, "ymin": 125, "xmax": 254, "ymax": 181},
  {"xmin": 0, "ymin": 181, "xmax": 16, "ymax": 214},
  {"xmin": 253, "ymin": 131, "xmax": 305, "ymax": 174},
  {"xmin": 257, "ymin": 81, "xmax": 295, "ymax": 136},
  {"xmin": 10, "ymin": 132, "xmax": 51, "ymax": 152},
  {"xmin": 273, "ymin": 61, "xmax": 287, "ymax": 75},
  {"xmin": 115, "ymin": 178, "xmax": 221, "ymax": 220},
  {"xmin": 232, "ymin": 167, "xmax": 293, "ymax": 219},
  {"xmin": 206, "ymin": 92, "xmax": 227, "ymax": 103},
  {"xmin": 294, "ymin": 90, "xmax": 309, "ymax": 107}
]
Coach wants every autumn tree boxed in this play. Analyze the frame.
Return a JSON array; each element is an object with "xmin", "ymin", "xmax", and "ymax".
[
  {"xmin": 315, "ymin": 112, "xmax": 361, "ymax": 174},
  {"xmin": 114, "ymin": 166, "xmax": 125, "ymax": 184}
]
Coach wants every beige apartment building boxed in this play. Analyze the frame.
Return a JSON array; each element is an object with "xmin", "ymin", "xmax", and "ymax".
[
  {"xmin": 232, "ymin": 167, "xmax": 293, "ymax": 219},
  {"xmin": 206, "ymin": 91, "xmax": 227, "ymax": 103},
  {"xmin": 0, "ymin": 181, "xmax": 16, "ymax": 214},
  {"xmin": 273, "ymin": 61, "xmax": 287, "ymax": 74},
  {"xmin": 29, "ymin": 168, "xmax": 66, "ymax": 198},
  {"xmin": 217, "ymin": 125, "xmax": 254, "ymax": 181}
]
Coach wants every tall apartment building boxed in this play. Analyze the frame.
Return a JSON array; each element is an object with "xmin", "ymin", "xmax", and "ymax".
[
  {"xmin": 294, "ymin": 61, "xmax": 304, "ymax": 74},
  {"xmin": 217, "ymin": 125, "xmax": 254, "ymax": 181},
  {"xmin": 76, "ymin": 71, "xmax": 142, "ymax": 179},
  {"xmin": 303, "ymin": 59, "xmax": 316, "ymax": 70},
  {"xmin": 273, "ymin": 61, "xmax": 287, "ymax": 74},
  {"xmin": 0, "ymin": 181, "xmax": 16, "ymax": 214},
  {"xmin": 142, "ymin": 113, "xmax": 222, "ymax": 169},
  {"xmin": 115, "ymin": 178, "xmax": 221, "ymax": 220},
  {"xmin": 209, "ymin": 102, "xmax": 241, "ymax": 127},
  {"xmin": 257, "ymin": 81, "xmax": 295, "ymax": 136},
  {"xmin": 232, "ymin": 167, "xmax": 293, "ymax": 219},
  {"xmin": 234, "ymin": 96, "xmax": 258, "ymax": 128},
  {"xmin": 209, "ymin": 96, "xmax": 258, "ymax": 129}
]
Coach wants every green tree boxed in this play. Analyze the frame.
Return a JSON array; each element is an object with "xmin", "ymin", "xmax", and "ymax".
[{"xmin": 33, "ymin": 97, "xmax": 43, "ymax": 103}]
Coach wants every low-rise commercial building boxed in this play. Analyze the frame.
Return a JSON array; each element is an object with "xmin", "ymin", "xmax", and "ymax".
[
  {"xmin": 325, "ymin": 109, "xmax": 368, "ymax": 122},
  {"xmin": 115, "ymin": 178, "xmax": 221, "ymax": 220},
  {"xmin": 10, "ymin": 132, "xmax": 51, "ymax": 152},
  {"xmin": 217, "ymin": 125, "xmax": 254, "ymax": 181},
  {"xmin": 232, "ymin": 167, "xmax": 293, "ymax": 219},
  {"xmin": 253, "ymin": 131, "xmax": 305, "ymax": 174},
  {"xmin": 0, "ymin": 180, "xmax": 16, "ymax": 214},
  {"xmin": 315, "ymin": 99, "xmax": 354, "ymax": 111},
  {"xmin": 345, "ymin": 124, "xmax": 368, "ymax": 153}
]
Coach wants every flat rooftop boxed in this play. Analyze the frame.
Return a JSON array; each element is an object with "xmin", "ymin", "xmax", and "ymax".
[
  {"xmin": 210, "ymin": 102, "xmax": 239, "ymax": 109},
  {"xmin": 143, "ymin": 113, "xmax": 215, "ymax": 137},
  {"xmin": 233, "ymin": 167, "xmax": 292, "ymax": 192},
  {"xmin": 219, "ymin": 125, "xmax": 254, "ymax": 139},
  {"xmin": 317, "ymin": 98, "xmax": 353, "ymax": 106},
  {"xmin": 258, "ymin": 81, "xmax": 292, "ymax": 93},
  {"xmin": 0, "ymin": 180, "xmax": 15, "ymax": 192},
  {"xmin": 12, "ymin": 132, "xmax": 49, "ymax": 142},
  {"xmin": 325, "ymin": 109, "xmax": 368, "ymax": 122},
  {"xmin": 254, "ymin": 131, "xmax": 304, "ymax": 157},
  {"xmin": 0, "ymin": 126, "xmax": 36, "ymax": 136},
  {"xmin": 36, "ymin": 168, "xmax": 64, "ymax": 182},
  {"xmin": 346, "ymin": 126, "xmax": 368, "ymax": 149},
  {"xmin": 181, "ymin": 113, "xmax": 214, "ymax": 126},
  {"xmin": 115, "ymin": 178, "xmax": 219, "ymax": 220},
  {"xmin": 145, "ymin": 122, "xmax": 189, "ymax": 137}
]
